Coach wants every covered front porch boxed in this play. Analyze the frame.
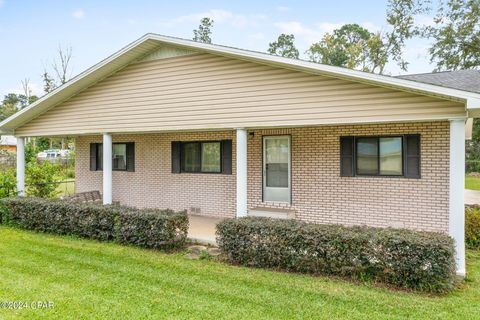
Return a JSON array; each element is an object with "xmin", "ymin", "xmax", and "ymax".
[
  {"xmin": 13, "ymin": 120, "xmax": 466, "ymax": 248},
  {"xmin": 11, "ymin": 121, "xmax": 470, "ymax": 274}
]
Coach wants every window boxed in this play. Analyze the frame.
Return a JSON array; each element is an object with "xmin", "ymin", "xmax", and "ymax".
[
  {"xmin": 340, "ymin": 135, "xmax": 421, "ymax": 178},
  {"xmin": 113, "ymin": 144, "xmax": 127, "ymax": 170},
  {"xmin": 90, "ymin": 142, "xmax": 135, "ymax": 172},
  {"xmin": 180, "ymin": 141, "xmax": 221, "ymax": 173},
  {"xmin": 171, "ymin": 140, "xmax": 232, "ymax": 174},
  {"xmin": 356, "ymin": 138, "xmax": 379, "ymax": 175},
  {"xmin": 379, "ymin": 137, "xmax": 403, "ymax": 175},
  {"xmin": 201, "ymin": 142, "xmax": 221, "ymax": 172},
  {"xmin": 356, "ymin": 137, "xmax": 403, "ymax": 176}
]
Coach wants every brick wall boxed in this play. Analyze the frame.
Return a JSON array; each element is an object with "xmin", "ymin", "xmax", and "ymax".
[
  {"xmin": 76, "ymin": 121, "xmax": 450, "ymax": 232},
  {"xmin": 76, "ymin": 131, "xmax": 236, "ymax": 218},
  {"xmin": 248, "ymin": 121, "xmax": 450, "ymax": 232}
]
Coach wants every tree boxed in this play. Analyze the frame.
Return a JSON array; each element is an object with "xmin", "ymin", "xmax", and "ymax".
[
  {"xmin": 25, "ymin": 161, "xmax": 59, "ymax": 198},
  {"xmin": 39, "ymin": 45, "xmax": 75, "ymax": 150},
  {"xmin": 466, "ymin": 119, "xmax": 480, "ymax": 172},
  {"xmin": 42, "ymin": 71, "xmax": 56, "ymax": 94},
  {"xmin": 378, "ymin": 0, "xmax": 430, "ymax": 73},
  {"xmin": 53, "ymin": 45, "xmax": 73, "ymax": 85},
  {"xmin": 21, "ymin": 78, "xmax": 32, "ymax": 101},
  {"xmin": 193, "ymin": 17, "xmax": 214, "ymax": 44},
  {"xmin": 0, "ymin": 95, "xmax": 18, "ymax": 121},
  {"xmin": 0, "ymin": 93, "xmax": 38, "ymax": 121},
  {"xmin": 427, "ymin": 0, "xmax": 480, "ymax": 71},
  {"xmin": 268, "ymin": 34, "xmax": 300, "ymax": 59},
  {"xmin": 42, "ymin": 45, "xmax": 74, "ymax": 93},
  {"xmin": 306, "ymin": 24, "xmax": 374, "ymax": 70},
  {"xmin": 306, "ymin": 0, "xmax": 429, "ymax": 74}
]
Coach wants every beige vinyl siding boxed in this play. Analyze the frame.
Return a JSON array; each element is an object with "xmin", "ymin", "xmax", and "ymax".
[{"xmin": 16, "ymin": 53, "xmax": 465, "ymax": 136}]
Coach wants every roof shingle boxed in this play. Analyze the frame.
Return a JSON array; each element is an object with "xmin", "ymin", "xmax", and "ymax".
[{"xmin": 398, "ymin": 69, "xmax": 480, "ymax": 94}]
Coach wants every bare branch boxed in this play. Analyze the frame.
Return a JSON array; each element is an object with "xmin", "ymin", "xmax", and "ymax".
[
  {"xmin": 52, "ymin": 45, "xmax": 73, "ymax": 85},
  {"xmin": 21, "ymin": 78, "xmax": 31, "ymax": 100}
]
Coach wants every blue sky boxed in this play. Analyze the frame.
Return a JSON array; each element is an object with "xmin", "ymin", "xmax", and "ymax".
[{"xmin": 0, "ymin": 0, "xmax": 434, "ymax": 98}]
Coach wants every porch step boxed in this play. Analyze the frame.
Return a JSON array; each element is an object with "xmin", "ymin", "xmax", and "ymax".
[
  {"xmin": 248, "ymin": 207, "xmax": 295, "ymax": 219},
  {"xmin": 187, "ymin": 215, "xmax": 224, "ymax": 245}
]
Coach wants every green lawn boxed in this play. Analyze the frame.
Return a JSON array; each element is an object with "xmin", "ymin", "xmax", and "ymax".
[
  {"xmin": 0, "ymin": 227, "xmax": 479, "ymax": 320},
  {"xmin": 466, "ymin": 175, "xmax": 480, "ymax": 191}
]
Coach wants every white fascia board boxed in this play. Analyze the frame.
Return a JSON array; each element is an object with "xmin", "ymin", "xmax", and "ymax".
[{"xmin": 467, "ymin": 98, "xmax": 480, "ymax": 117}]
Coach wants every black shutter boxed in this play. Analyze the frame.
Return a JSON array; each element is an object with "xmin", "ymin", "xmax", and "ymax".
[
  {"xmin": 340, "ymin": 137, "xmax": 355, "ymax": 177},
  {"xmin": 404, "ymin": 134, "xmax": 421, "ymax": 178},
  {"xmin": 90, "ymin": 143, "xmax": 97, "ymax": 171},
  {"xmin": 221, "ymin": 140, "xmax": 232, "ymax": 174},
  {"xmin": 97, "ymin": 143, "xmax": 103, "ymax": 171},
  {"xmin": 126, "ymin": 142, "xmax": 135, "ymax": 172},
  {"xmin": 171, "ymin": 141, "xmax": 181, "ymax": 173}
]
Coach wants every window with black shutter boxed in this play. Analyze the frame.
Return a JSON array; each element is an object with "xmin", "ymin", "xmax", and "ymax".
[
  {"xmin": 171, "ymin": 140, "xmax": 232, "ymax": 174},
  {"xmin": 89, "ymin": 142, "xmax": 135, "ymax": 172},
  {"xmin": 339, "ymin": 135, "xmax": 420, "ymax": 178}
]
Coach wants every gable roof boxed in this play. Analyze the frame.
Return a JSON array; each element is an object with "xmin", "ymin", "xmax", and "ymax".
[
  {"xmin": 398, "ymin": 70, "xmax": 480, "ymax": 94},
  {"xmin": 1, "ymin": 33, "xmax": 480, "ymax": 134}
]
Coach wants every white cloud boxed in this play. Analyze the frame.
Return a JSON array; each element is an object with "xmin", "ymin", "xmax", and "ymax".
[
  {"xmin": 275, "ymin": 21, "xmax": 326, "ymax": 44},
  {"xmin": 159, "ymin": 9, "xmax": 267, "ymax": 29},
  {"xmin": 315, "ymin": 22, "xmax": 344, "ymax": 34},
  {"xmin": 0, "ymin": 0, "xmax": 4, "ymax": 9},
  {"xmin": 173, "ymin": 9, "xmax": 234, "ymax": 24},
  {"xmin": 276, "ymin": 6, "xmax": 290, "ymax": 12},
  {"xmin": 72, "ymin": 9, "xmax": 85, "ymax": 20}
]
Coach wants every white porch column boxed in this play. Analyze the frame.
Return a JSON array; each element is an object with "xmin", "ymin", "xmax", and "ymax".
[
  {"xmin": 236, "ymin": 128, "xmax": 248, "ymax": 217},
  {"xmin": 449, "ymin": 119, "xmax": 466, "ymax": 276},
  {"xmin": 103, "ymin": 133, "xmax": 112, "ymax": 205},
  {"xmin": 16, "ymin": 137, "xmax": 25, "ymax": 197}
]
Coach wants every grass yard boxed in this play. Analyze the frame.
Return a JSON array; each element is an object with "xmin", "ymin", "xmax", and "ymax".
[
  {"xmin": 0, "ymin": 227, "xmax": 479, "ymax": 320},
  {"xmin": 466, "ymin": 175, "xmax": 480, "ymax": 191}
]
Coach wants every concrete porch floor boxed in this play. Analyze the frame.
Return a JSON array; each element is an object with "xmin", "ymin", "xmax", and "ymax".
[
  {"xmin": 188, "ymin": 215, "xmax": 225, "ymax": 245},
  {"xmin": 465, "ymin": 189, "xmax": 480, "ymax": 205}
]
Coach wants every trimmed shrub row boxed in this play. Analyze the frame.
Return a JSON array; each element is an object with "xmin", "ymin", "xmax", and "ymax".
[
  {"xmin": 466, "ymin": 205, "xmax": 480, "ymax": 249},
  {"xmin": 0, "ymin": 197, "xmax": 188, "ymax": 250},
  {"xmin": 216, "ymin": 217, "xmax": 457, "ymax": 292}
]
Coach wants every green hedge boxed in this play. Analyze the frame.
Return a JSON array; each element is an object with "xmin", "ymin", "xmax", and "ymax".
[
  {"xmin": 466, "ymin": 205, "xmax": 480, "ymax": 249},
  {"xmin": 0, "ymin": 197, "xmax": 188, "ymax": 250},
  {"xmin": 116, "ymin": 208, "xmax": 189, "ymax": 249},
  {"xmin": 216, "ymin": 217, "xmax": 456, "ymax": 292}
]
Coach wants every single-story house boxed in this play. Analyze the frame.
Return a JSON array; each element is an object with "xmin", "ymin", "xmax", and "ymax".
[
  {"xmin": 1, "ymin": 34, "xmax": 479, "ymax": 276},
  {"xmin": 0, "ymin": 135, "xmax": 17, "ymax": 152}
]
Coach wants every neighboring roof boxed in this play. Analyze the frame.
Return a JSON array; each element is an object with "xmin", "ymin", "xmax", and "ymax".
[
  {"xmin": 1, "ymin": 33, "xmax": 480, "ymax": 134},
  {"xmin": 0, "ymin": 135, "xmax": 16, "ymax": 146},
  {"xmin": 398, "ymin": 70, "xmax": 480, "ymax": 94}
]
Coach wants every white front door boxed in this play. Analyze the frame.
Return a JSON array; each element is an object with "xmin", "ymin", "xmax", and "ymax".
[{"xmin": 263, "ymin": 136, "xmax": 291, "ymax": 203}]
